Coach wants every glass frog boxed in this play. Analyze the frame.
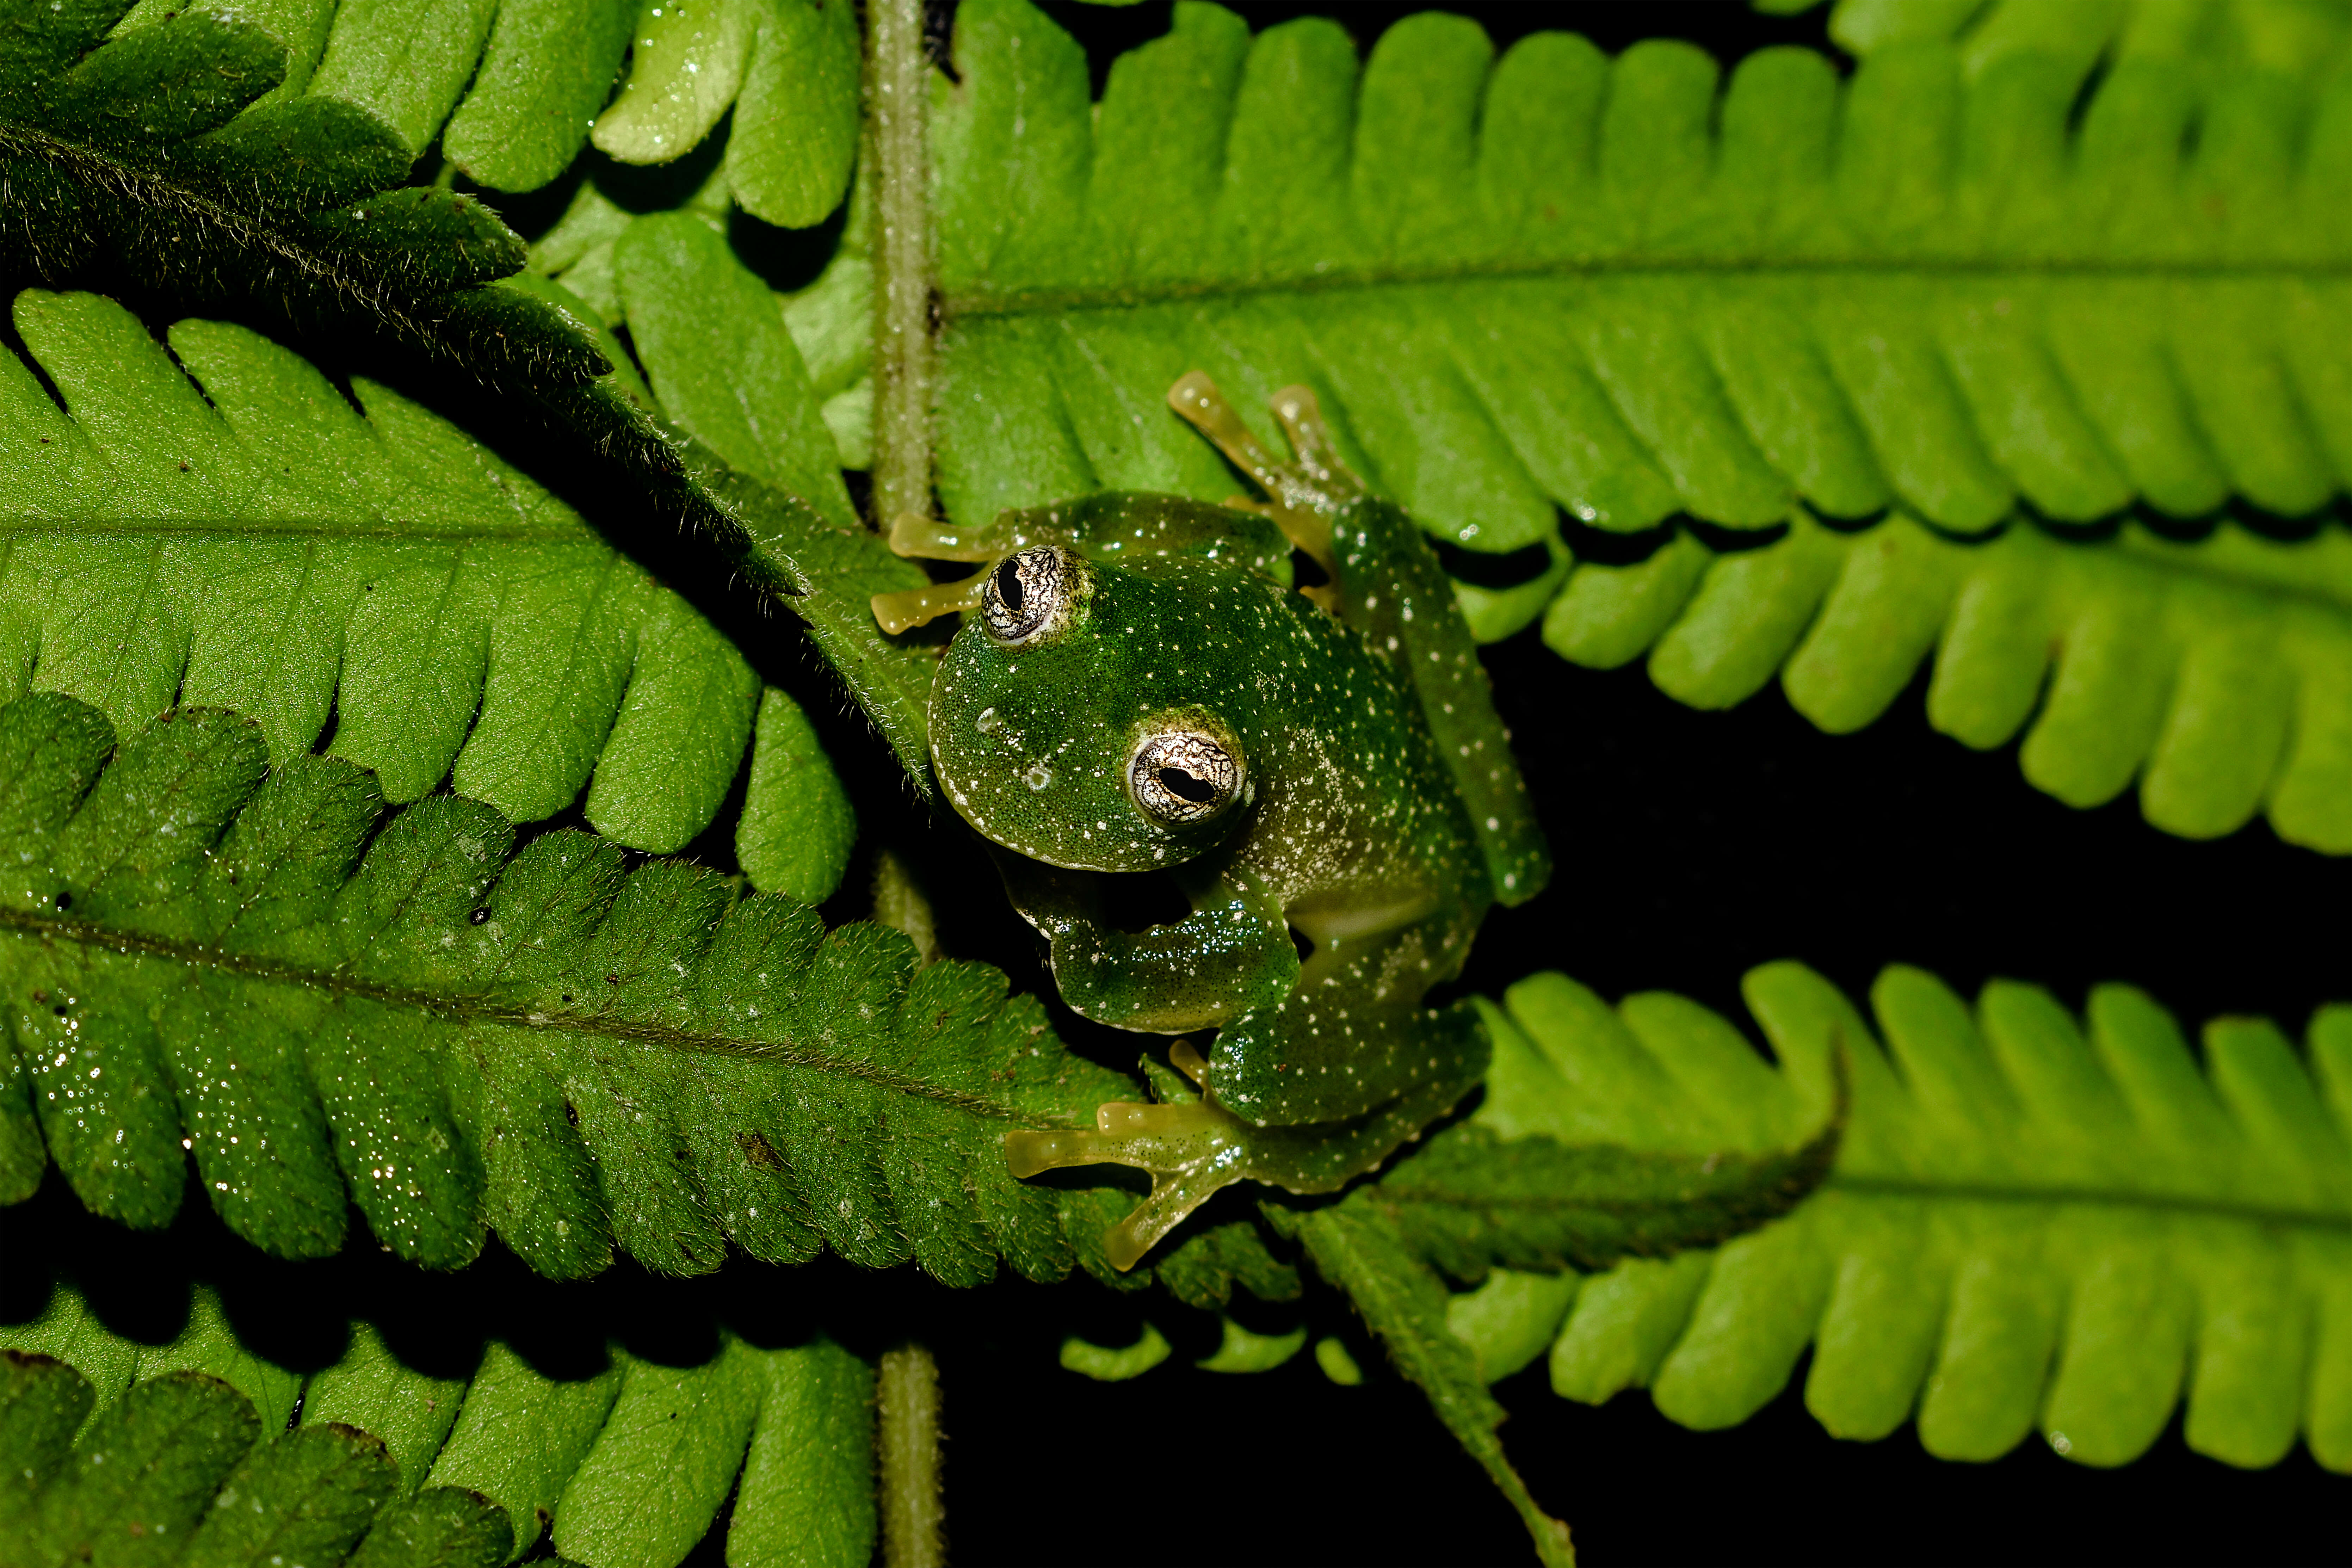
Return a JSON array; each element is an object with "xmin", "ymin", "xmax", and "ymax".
[{"xmin": 873, "ymin": 376, "xmax": 1551, "ymax": 1270}]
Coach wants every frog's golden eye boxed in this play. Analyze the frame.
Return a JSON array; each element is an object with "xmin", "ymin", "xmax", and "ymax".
[
  {"xmin": 981, "ymin": 546, "xmax": 1070, "ymax": 644},
  {"xmin": 1129, "ymin": 731, "xmax": 1242, "ymax": 825}
]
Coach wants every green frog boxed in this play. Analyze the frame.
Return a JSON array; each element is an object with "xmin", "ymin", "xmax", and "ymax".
[{"xmin": 874, "ymin": 376, "xmax": 1550, "ymax": 1270}]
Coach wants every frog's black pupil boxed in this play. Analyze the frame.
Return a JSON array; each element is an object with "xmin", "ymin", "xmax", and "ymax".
[
  {"xmin": 1159, "ymin": 766, "xmax": 1216, "ymax": 803},
  {"xmin": 995, "ymin": 559, "xmax": 1025, "ymax": 614}
]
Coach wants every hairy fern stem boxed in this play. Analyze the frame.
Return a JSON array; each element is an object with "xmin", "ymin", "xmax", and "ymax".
[
  {"xmin": 868, "ymin": 0, "xmax": 936, "ymax": 524},
  {"xmin": 878, "ymin": 1343, "xmax": 946, "ymax": 1568}
]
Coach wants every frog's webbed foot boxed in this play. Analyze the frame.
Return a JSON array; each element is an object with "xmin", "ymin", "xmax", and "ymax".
[
  {"xmin": 1007, "ymin": 1094, "xmax": 1259, "ymax": 1272},
  {"xmin": 1005, "ymin": 1042, "xmax": 1240, "ymax": 1271},
  {"xmin": 1008, "ymin": 1035, "xmax": 1477, "ymax": 1271},
  {"xmin": 1167, "ymin": 373, "xmax": 1365, "ymax": 585}
]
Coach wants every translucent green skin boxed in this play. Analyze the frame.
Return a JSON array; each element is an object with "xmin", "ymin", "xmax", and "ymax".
[{"xmin": 931, "ymin": 491, "xmax": 1548, "ymax": 1191}]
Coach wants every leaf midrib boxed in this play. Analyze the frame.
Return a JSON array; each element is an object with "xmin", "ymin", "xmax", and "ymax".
[
  {"xmin": 0, "ymin": 523, "xmax": 598, "ymax": 543},
  {"xmin": 1376, "ymin": 1175, "xmax": 2352, "ymax": 1234},
  {"xmin": 1, "ymin": 123, "xmax": 361, "ymax": 300},
  {"xmin": 941, "ymin": 256, "xmax": 2352, "ymax": 321},
  {"xmin": 0, "ymin": 903, "xmax": 1073, "ymax": 1129},
  {"xmin": 1829, "ymin": 1174, "xmax": 2352, "ymax": 1233}
]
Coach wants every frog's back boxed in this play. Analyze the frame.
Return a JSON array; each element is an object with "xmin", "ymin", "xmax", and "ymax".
[{"xmin": 1126, "ymin": 552, "xmax": 1483, "ymax": 918}]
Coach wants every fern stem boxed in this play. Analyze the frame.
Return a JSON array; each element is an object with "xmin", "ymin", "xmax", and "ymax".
[
  {"xmin": 878, "ymin": 1343, "xmax": 946, "ymax": 1568},
  {"xmin": 867, "ymin": 0, "xmax": 935, "ymax": 525}
]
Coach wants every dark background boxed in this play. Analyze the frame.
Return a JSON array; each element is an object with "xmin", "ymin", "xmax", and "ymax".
[{"xmin": 4, "ymin": 3, "xmax": 2348, "ymax": 1566}]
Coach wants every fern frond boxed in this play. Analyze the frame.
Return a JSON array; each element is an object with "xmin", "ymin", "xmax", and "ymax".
[
  {"xmin": 1457, "ymin": 962, "xmax": 2352, "ymax": 1474},
  {"xmin": 0, "ymin": 1277, "xmax": 877, "ymax": 1567},
  {"xmin": 0, "ymin": 286, "xmax": 821, "ymax": 861},
  {"xmin": 0, "ymin": 687, "xmax": 1185, "ymax": 1288},
  {"xmin": 1545, "ymin": 510, "xmax": 2352, "ymax": 852},
  {"xmin": 522, "ymin": 174, "xmax": 937, "ymax": 785},
  {"xmin": 1288, "ymin": 1204, "xmax": 1576, "ymax": 1568},
  {"xmin": 931, "ymin": 0, "xmax": 2352, "ymax": 544},
  {"xmin": 0, "ymin": 4, "xmax": 603, "ymax": 389},
  {"xmin": 83, "ymin": 0, "xmax": 859, "ymax": 214},
  {"xmin": 2, "ymin": 6, "xmax": 927, "ymax": 779},
  {"xmin": 1826, "ymin": 0, "xmax": 2352, "ymax": 81}
]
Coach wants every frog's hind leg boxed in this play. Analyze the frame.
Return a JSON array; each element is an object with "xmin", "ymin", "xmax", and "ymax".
[{"xmin": 1005, "ymin": 1029, "xmax": 1485, "ymax": 1271}]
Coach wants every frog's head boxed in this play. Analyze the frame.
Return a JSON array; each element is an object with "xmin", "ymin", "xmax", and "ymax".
[{"xmin": 930, "ymin": 546, "xmax": 1257, "ymax": 871}]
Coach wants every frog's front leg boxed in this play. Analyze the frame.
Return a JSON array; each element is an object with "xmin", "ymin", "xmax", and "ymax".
[
  {"xmin": 994, "ymin": 852, "xmax": 1297, "ymax": 1035},
  {"xmin": 1006, "ymin": 1007, "xmax": 1487, "ymax": 1272}
]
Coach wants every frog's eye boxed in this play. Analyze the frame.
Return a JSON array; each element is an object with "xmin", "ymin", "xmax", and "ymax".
[
  {"xmin": 1129, "ymin": 731, "xmax": 1243, "ymax": 825},
  {"xmin": 981, "ymin": 546, "xmax": 1071, "ymax": 644}
]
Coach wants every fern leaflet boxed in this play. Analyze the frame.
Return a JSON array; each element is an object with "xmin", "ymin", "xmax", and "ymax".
[
  {"xmin": 0, "ymin": 4, "xmax": 601, "ymax": 389},
  {"xmin": 0, "ymin": 1277, "xmax": 876, "ymax": 1567},
  {"xmin": 0, "ymin": 286, "xmax": 832, "ymax": 863},
  {"xmin": 3, "ymin": 5, "xmax": 937, "ymax": 782},
  {"xmin": 930, "ymin": 0, "xmax": 2352, "ymax": 545},
  {"xmin": 1545, "ymin": 510, "xmax": 2352, "ymax": 852},
  {"xmin": 1450, "ymin": 962, "xmax": 2352, "ymax": 1475},
  {"xmin": 0, "ymin": 688, "xmax": 1197, "ymax": 1289}
]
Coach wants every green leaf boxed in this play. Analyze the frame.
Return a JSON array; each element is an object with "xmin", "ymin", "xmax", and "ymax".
[
  {"xmin": 183, "ymin": 1421, "xmax": 402, "ymax": 1568},
  {"xmin": 345, "ymin": 1487, "xmax": 515, "ymax": 1568},
  {"xmin": 1362, "ymin": 1099, "xmax": 1837, "ymax": 1284},
  {"xmin": 726, "ymin": 0, "xmax": 863, "ymax": 228},
  {"xmin": 3, "ymin": 14, "xmax": 907, "ymax": 782},
  {"xmin": 424, "ymin": 1342, "xmax": 621, "ymax": 1552},
  {"xmin": 0, "ymin": 687, "xmax": 1212, "ymax": 1286},
  {"xmin": 928, "ymin": 0, "xmax": 2352, "ymax": 542},
  {"xmin": 726, "ymin": 1338, "xmax": 876, "ymax": 1568},
  {"xmin": 1443, "ymin": 1268, "xmax": 1579, "ymax": 1385},
  {"xmin": 0, "ymin": 288, "xmax": 769, "ymax": 853},
  {"xmin": 1544, "ymin": 512, "xmax": 2352, "ymax": 853},
  {"xmin": 736, "ymin": 687, "xmax": 856, "ymax": 904},
  {"xmin": 593, "ymin": 0, "xmax": 758, "ymax": 165},
  {"xmin": 1057, "ymin": 1325, "xmax": 1172, "ymax": 1382},
  {"xmin": 1193, "ymin": 1316, "xmax": 1306, "ymax": 1373},
  {"xmin": 30, "ymin": 1370, "xmax": 264, "ymax": 1567},
  {"xmin": 0, "ymin": 7, "xmax": 597, "ymax": 387},
  {"xmin": 1827, "ymin": 0, "xmax": 2352, "ymax": 75},
  {"xmin": 0, "ymin": 1351, "xmax": 95, "ymax": 1536},
  {"xmin": 506, "ymin": 274, "xmax": 940, "ymax": 794},
  {"xmin": 549, "ymin": 1339, "xmax": 764, "ymax": 1568},
  {"xmin": 615, "ymin": 211, "xmax": 857, "ymax": 526},
  {"xmin": 39, "ymin": 0, "xmax": 858, "ymax": 203},
  {"xmin": 443, "ymin": 0, "xmax": 635, "ymax": 193},
  {"xmin": 1492, "ymin": 964, "xmax": 2352, "ymax": 1473},
  {"xmin": 309, "ymin": 0, "xmax": 502, "ymax": 156},
  {"xmin": 301, "ymin": 1323, "xmax": 471, "ymax": 1496},
  {"xmin": 0, "ymin": 1275, "xmax": 878, "ymax": 1568}
]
